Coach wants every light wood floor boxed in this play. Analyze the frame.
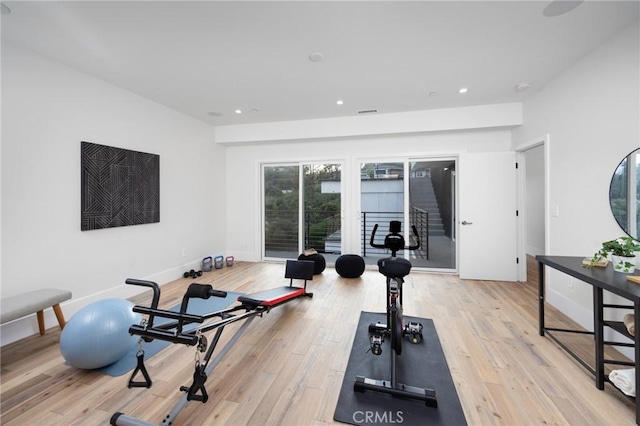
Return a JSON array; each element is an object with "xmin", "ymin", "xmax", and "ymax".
[{"xmin": 1, "ymin": 257, "xmax": 636, "ymax": 425}]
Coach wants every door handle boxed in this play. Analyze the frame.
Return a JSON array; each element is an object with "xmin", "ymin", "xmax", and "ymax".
[{"xmin": 461, "ymin": 220, "xmax": 473, "ymax": 225}]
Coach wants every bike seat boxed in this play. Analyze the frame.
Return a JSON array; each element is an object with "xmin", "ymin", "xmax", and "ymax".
[{"xmin": 377, "ymin": 257, "xmax": 412, "ymax": 279}]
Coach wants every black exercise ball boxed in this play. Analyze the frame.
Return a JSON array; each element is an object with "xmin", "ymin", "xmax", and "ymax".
[
  {"xmin": 336, "ymin": 254, "xmax": 366, "ymax": 278},
  {"xmin": 297, "ymin": 253, "xmax": 326, "ymax": 275}
]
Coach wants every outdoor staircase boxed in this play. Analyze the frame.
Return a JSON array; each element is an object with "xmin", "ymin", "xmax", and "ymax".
[{"xmin": 409, "ymin": 176, "xmax": 445, "ymax": 236}]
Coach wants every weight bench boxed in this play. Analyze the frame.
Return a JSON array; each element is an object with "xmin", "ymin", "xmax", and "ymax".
[
  {"xmin": 1, "ymin": 289, "xmax": 72, "ymax": 335},
  {"xmin": 237, "ymin": 286, "xmax": 307, "ymax": 307}
]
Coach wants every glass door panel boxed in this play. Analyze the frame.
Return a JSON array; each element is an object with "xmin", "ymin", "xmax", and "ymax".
[
  {"xmin": 303, "ymin": 163, "xmax": 342, "ymax": 263},
  {"xmin": 263, "ymin": 165, "xmax": 299, "ymax": 259},
  {"xmin": 263, "ymin": 163, "xmax": 343, "ymax": 262},
  {"xmin": 360, "ymin": 162, "xmax": 404, "ymax": 265},
  {"xmin": 408, "ymin": 159, "xmax": 456, "ymax": 270}
]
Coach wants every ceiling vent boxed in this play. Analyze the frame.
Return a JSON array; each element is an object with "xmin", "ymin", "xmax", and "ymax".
[{"xmin": 358, "ymin": 109, "xmax": 378, "ymax": 114}]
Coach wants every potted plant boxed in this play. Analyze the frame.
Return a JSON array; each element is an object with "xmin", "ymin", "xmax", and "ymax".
[{"xmin": 587, "ymin": 236, "xmax": 640, "ymax": 272}]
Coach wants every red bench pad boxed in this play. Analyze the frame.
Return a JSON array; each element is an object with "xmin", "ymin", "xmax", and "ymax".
[{"xmin": 237, "ymin": 286, "xmax": 305, "ymax": 307}]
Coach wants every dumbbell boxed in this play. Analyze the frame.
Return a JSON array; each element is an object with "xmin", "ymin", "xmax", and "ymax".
[{"xmin": 183, "ymin": 269, "xmax": 203, "ymax": 279}]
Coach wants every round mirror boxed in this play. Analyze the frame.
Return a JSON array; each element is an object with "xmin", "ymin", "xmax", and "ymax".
[{"xmin": 609, "ymin": 148, "xmax": 640, "ymax": 240}]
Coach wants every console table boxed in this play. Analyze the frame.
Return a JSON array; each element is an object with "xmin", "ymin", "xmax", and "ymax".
[{"xmin": 537, "ymin": 255, "xmax": 640, "ymax": 424}]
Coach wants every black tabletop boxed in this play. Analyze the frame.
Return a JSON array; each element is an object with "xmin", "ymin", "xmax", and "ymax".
[{"xmin": 536, "ymin": 255, "xmax": 640, "ymax": 302}]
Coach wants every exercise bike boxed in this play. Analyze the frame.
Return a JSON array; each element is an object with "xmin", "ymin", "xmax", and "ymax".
[{"xmin": 354, "ymin": 220, "xmax": 437, "ymax": 407}]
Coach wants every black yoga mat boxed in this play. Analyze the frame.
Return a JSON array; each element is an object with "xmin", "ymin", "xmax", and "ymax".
[
  {"xmin": 96, "ymin": 291, "xmax": 242, "ymax": 376},
  {"xmin": 334, "ymin": 311, "xmax": 467, "ymax": 426}
]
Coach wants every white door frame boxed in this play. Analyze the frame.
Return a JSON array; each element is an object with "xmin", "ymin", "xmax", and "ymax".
[{"xmin": 515, "ymin": 134, "xmax": 551, "ymax": 282}]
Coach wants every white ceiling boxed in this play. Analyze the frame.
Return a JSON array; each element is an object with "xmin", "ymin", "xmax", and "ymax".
[{"xmin": 2, "ymin": 1, "xmax": 638, "ymax": 126}]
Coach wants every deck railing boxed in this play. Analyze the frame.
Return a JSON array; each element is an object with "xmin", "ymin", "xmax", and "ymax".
[
  {"xmin": 264, "ymin": 209, "xmax": 429, "ymax": 258},
  {"xmin": 361, "ymin": 211, "xmax": 429, "ymax": 259}
]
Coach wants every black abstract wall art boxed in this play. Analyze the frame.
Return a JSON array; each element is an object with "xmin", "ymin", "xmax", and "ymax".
[{"xmin": 81, "ymin": 141, "xmax": 160, "ymax": 231}]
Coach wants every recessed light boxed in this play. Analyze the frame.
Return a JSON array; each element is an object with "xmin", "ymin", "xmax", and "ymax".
[
  {"xmin": 336, "ymin": 100, "xmax": 344, "ymax": 105},
  {"xmin": 428, "ymin": 91, "xmax": 438, "ymax": 97},
  {"xmin": 309, "ymin": 52, "xmax": 324, "ymax": 62},
  {"xmin": 458, "ymin": 88, "xmax": 468, "ymax": 94},
  {"xmin": 207, "ymin": 111, "xmax": 223, "ymax": 117},
  {"xmin": 543, "ymin": 0, "xmax": 583, "ymax": 17},
  {"xmin": 234, "ymin": 109, "xmax": 242, "ymax": 114},
  {"xmin": 515, "ymin": 83, "xmax": 531, "ymax": 92}
]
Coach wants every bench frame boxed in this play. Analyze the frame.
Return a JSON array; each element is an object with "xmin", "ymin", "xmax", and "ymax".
[
  {"xmin": 36, "ymin": 304, "xmax": 67, "ymax": 335},
  {"xmin": 1, "ymin": 289, "xmax": 71, "ymax": 336}
]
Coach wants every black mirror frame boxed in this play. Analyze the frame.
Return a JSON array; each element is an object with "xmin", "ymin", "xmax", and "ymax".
[{"xmin": 609, "ymin": 147, "xmax": 640, "ymax": 240}]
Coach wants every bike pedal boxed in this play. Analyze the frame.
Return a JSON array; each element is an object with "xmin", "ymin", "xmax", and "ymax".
[
  {"xmin": 410, "ymin": 334, "xmax": 422, "ymax": 344},
  {"xmin": 370, "ymin": 334, "xmax": 383, "ymax": 355},
  {"xmin": 405, "ymin": 322, "xmax": 424, "ymax": 344}
]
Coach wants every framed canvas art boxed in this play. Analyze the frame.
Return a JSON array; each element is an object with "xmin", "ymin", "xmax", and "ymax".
[{"xmin": 81, "ymin": 141, "xmax": 160, "ymax": 231}]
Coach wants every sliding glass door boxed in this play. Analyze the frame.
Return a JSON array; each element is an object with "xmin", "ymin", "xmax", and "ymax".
[
  {"xmin": 263, "ymin": 157, "xmax": 454, "ymax": 270},
  {"xmin": 263, "ymin": 162, "xmax": 342, "ymax": 261},
  {"xmin": 359, "ymin": 158, "xmax": 456, "ymax": 271}
]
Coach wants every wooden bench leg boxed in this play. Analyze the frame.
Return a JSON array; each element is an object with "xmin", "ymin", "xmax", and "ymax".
[
  {"xmin": 36, "ymin": 310, "xmax": 45, "ymax": 336},
  {"xmin": 53, "ymin": 304, "xmax": 66, "ymax": 330},
  {"xmin": 36, "ymin": 304, "xmax": 66, "ymax": 336}
]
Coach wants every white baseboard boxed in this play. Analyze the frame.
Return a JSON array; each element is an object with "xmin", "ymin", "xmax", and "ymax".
[
  {"xmin": 0, "ymin": 260, "xmax": 202, "ymax": 347},
  {"xmin": 547, "ymin": 286, "xmax": 634, "ymax": 359},
  {"xmin": 546, "ymin": 286, "xmax": 594, "ymax": 331},
  {"xmin": 226, "ymin": 251, "xmax": 258, "ymax": 262}
]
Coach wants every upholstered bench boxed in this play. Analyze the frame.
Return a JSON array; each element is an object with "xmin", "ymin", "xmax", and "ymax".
[{"xmin": 1, "ymin": 289, "xmax": 72, "ymax": 335}]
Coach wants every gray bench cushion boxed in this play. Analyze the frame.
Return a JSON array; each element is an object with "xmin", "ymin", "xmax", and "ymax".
[{"xmin": 1, "ymin": 289, "xmax": 72, "ymax": 324}]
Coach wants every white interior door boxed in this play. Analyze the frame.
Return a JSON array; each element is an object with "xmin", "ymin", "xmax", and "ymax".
[{"xmin": 459, "ymin": 151, "xmax": 517, "ymax": 281}]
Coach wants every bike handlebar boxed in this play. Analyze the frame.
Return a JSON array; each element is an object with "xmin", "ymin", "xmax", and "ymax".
[
  {"xmin": 369, "ymin": 223, "xmax": 420, "ymax": 252},
  {"xmin": 369, "ymin": 224, "xmax": 384, "ymax": 248}
]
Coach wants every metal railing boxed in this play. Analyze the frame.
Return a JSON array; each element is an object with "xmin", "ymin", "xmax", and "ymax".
[
  {"xmin": 361, "ymin": 211, "xmax": 429, "ymax": 259},
  {"xmin": 411, "ymin": 207, "xmax": 430, "ymax": 260},
  {"xmin": 264, "ymin": 209, "xmax": 429, "ymax": 258},
  {"xmin": 264, "ymin": 209, "xmax": 342, "ymax": 254},
  {"xmin": 361, "ymin": 211, "xmax": 402, "ymax": 257}
]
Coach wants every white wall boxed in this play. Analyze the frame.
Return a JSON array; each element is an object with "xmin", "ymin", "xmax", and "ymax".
[
  {"xmin": 224, "ymin": 129, "xmax": 513, "ymax": 261},
  {"xmin": 512, "ymin": 21, "xmax": 640, "ymax": 330},
  {"xmin": 1, "ymin": 43, "xmax": 225, "ymax": 345}
]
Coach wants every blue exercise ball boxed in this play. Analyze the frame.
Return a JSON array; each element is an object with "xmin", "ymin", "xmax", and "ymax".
[{"xmin": 60, "ymin": 298, "xmax": 141, "ymax": 369}]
